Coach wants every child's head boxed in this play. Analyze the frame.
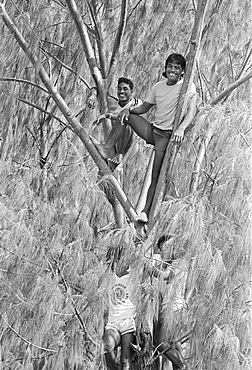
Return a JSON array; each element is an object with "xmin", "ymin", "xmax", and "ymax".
[
  {"xmin": 117, "ymin": 77, "xmax": 134, "ymax": 103},
  {"xmin": 156, "ymin": 234, "xmax": 186, "ymax": 261},
  {"xmin": 117, "ymin": 77, "xmax": 134, "ymax": 91},
  {"xmin": 162, "ymin": 53, "xmax": 186, "ymax": 78}
]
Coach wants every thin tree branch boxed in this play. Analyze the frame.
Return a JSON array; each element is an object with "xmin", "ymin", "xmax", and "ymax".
[
  {"xmin": 19, "ymin": 98, "xmax": 70, "ymax": 128},
  {"xmin": 210, "ymin": 69, "xmax": 252, "ymax": 106},
  {"xmin": 56, "ymin": 266, "xmax": 98, "ymax": 347},
  {"xmin": 0, "ymin": 77, "xmax": 48, "ymax": 93},
  {"xmin": 40, "ymin": 38, "xmax": 75, "ymax": 54},
  {"xmin": 0, "ymin": 245, "xmax": 50, "ymax": 271},
  {"xmin": 65, "ymin": 0, "xmax": 108, "ymax": 112},
  {"xmin": 189, "ymin": 120, "xmax": 214, "ymax": 193},
  {"xmin": 87, "ymin": 0, "xmax": 107, "ymax": 78},
  {"xmin": 127, "ymin": 0, "xmax": 144, "ymax": 19},
  {"xmin": 7, "ymin": 323, "xmax": 57, "ymax": 353},
  {"xmin": 43, "ymin": 128, "xmax": 67, "ymax": 162},
  {"xmin": 108, "ymin": 0, "xmax": 128, "ymax": 77},
  {"xmin": 42, "ymin": 48, "xmax": 91, "ymax": 89}
]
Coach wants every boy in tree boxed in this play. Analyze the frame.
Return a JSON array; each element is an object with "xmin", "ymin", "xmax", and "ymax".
[
  {"xmin": 151, "ymin": 235, "xmax": 192, "ymax": 370},
  {"xmin": 103, "ymin": 257, "xmax": 136, "ymax": 370},
  {"xmin": 91, "ymin": 54, "xmax": 197, "ymax": 222},
  {"xmin": 94, "ymin": 77, "xmax": 142, "ymax": 167},
  {"xmin": 103, "ymin": 242, "xmax": 173, "ymax": 370}
]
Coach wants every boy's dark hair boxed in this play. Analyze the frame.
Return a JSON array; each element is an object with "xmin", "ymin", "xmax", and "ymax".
[
  {"xmin": 118, "ymin": 77, "xmax": 134, "ymax": 90},
  {"xmin": 157, "ymin": 235, "xmax": 172, "ymax": 250},
  {"xmin": 162, "ymin": 53, "xmax": 186, "ymax": 77}
]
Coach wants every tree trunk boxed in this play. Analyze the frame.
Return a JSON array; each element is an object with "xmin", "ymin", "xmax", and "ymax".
[
  {"xmin": 0, "ymin": 3, "xmax": 138, "ymax": 225},
  {"xmin": 147, "ymin": 0, "xmax": 210, "ymax": 230}
]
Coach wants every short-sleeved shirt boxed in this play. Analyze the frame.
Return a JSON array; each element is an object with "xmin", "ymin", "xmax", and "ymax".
[
  {"xmin": 145, "ymin": 79, "xmax": 196, "ymax": 130},
  {"xmin": 110, "ymin": 97, "xmax": 142, "ymax": 117}
]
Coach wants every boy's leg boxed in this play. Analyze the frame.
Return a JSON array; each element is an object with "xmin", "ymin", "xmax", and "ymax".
[
  {"xmin": 141, "ymin": 149, "xmax": 165, "ymax": 216},
  {"xmin": 116, "ymin": 126, "xmax": 134, "ymax": 156},
  {"xmin": 139, "ymin": 129, "xmax": 172, "ymax": 220},
  {"xmin": 103, "ymin": 329, "xmax": 121, "ymax": 370},
  {"xmin": 154, "ymin": 323, "xmax": 186, "ymax": 370},
  {"xmin": 120, "ymin": 332, "xmax": 136, "ymax": 370},
  {"xmin": 91, "ymin": 114, "xmax": 154, "ymax": 160}
]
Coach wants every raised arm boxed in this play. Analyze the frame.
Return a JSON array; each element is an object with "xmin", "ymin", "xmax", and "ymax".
[{"xmin": 143, "ymin": 255, "xmax": 174, "ymax": 282}]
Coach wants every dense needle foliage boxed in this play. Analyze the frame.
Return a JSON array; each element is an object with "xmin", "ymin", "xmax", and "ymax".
[{"xmin": 0, "ymin": 0, "xmax": 251, "ymax": 369}]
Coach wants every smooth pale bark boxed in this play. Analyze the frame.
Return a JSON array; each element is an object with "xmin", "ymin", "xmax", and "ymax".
[
  {"xmin": 0, "ymin": 3, "xmax": 138, "ymax": 224},
  {"xmin": 66, "ymin": 0, "xmax": 129, "ymax": 227},
  {"xmin": 147, "ymin": 0, "xmax": 210, "ymax": 230},
  {"xmin": 210, "ymin": 70, "xmax": 252, "ymax": 106},
  {"xmin": 108, "ymin": 0, "xmax": 128, "ymax": 78},
  {"xmin": 136, "ymin": 149, "xmax": 155, "ymax": 214},
  {"xmin": 189, "ymin": 124, "xmax": 215, "ymax": 193},
  {"xmin": 65, "ymin": 0, "xmax": 108, "ymax": 114}
]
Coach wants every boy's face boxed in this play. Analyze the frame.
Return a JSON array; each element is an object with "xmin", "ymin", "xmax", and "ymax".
[
  {"xmin": 165, "ymin": 62, "xmax": 184, "ymax": 85},
  {"xmin": 117, "ymin": 82, "xmax": 133, "ymax": 103},
  {"xmin": 159, "ymin": 237, "xmax": 176, "ymax": 261}
]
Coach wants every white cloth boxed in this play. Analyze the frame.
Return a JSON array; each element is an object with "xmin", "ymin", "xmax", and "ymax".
[
  {"xmin": 108, "ymin": 272, "xmax": 136, "ymax": 322},
  {"xmin": 145, "ymin": 79, "xmax": 196, "ymax": 130},
  {"xmin": 111, "ymin": 97, "xmax": 142, "ymax": 117}
]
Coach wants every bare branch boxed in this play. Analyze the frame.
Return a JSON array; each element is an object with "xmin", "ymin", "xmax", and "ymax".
[
  {"xmin": 127, "ymin": 0, "xmax": 144, "ymax": 19},
  {"xmin": 87, "ymin": 0, "xmax": 107, "ymax": 78},
  {"xmin": 0, "ymin": 245, "xmax": 50, "ymax": 271},
  {"xmin": 7, "ymin": 323, "xmax": 57, "ymax": 353},
  {"xmin": 19, "ymin": 98, "xmax": 70, "ymax": 128},
  {"xmin": 189, "ymin": 120, "xmax": 214, "ymax": 193},
  {"xmin": 108, "ymin": 0, "xmax": 128, "ymax": 77},
  {"xmin": 43, "ymin": 127, "xmax": 67, "ymax": 162},
  {"xmin": 65, "ymin": 0, "xmax": 108, "ymax": 112},
  {"xmin": 42, "ymin": 48, "xmax": 92, "ymax": 89},
  {"xmin": 0, "ymin": 77, "xmax": 48, "ymax": 93},
  {"xmin": 210, "ymin": 69, "xmax": 252, "ymax": 106}
]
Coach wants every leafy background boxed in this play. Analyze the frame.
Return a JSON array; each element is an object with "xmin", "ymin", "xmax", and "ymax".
[{"xmin": 0, "ymin": 0, "xmax": 251, "ymax": 369}]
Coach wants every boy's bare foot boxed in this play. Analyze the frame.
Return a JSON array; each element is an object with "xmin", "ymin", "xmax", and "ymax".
[
  {"xmin": 90, "ymin": 136, "xmax": 110, "ymax": 159},
  {"xmin": 108, "ymin": 153, "xmax": 123, "ymax": 164},
  {"xmin": 136, "ymin": 212, "xmax": 148, "ymax": 223}
]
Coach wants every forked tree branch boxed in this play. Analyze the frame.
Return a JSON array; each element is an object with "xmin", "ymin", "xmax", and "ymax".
[
  {"xmin": 87, "ymin": 0, "xmax": 107, "ymax": 78},
  {"xmin": 19, "ymin": 97, "xmax": 69, "ymax": 128},
  {"xmin": 41, "ymin": 48, "xmax": 92, "ymax": 89},
  {"xmin": 64, "ymin": 0, "xmax": 108, "ymax": 112},
  {"xmin": 0, "ymin": 2, "xmax": 138, "ymax": 224}
]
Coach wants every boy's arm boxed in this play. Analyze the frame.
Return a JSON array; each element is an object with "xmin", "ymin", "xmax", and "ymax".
[
  {"xmin": 144, "ymin": 257, "xmax": 174, "ymax": 281},
  {"xmin": 172, "ymin": 93, "xmax": 197, "ymax": 145},
  {"xmin": 118, "ymin": 101, "xmax": 154, "ymax": 124}
]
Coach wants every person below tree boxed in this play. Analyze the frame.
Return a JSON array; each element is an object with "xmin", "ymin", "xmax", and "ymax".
[
  {"xmin": 152, "ymin": 235, "xmax": 192, "ymax": 370},
  {"xmin": 94, "ymin": 77, "xmax": 142, "ymax": 168},
  {"xmin": 91, "ymin": 54, "xmax": 197, "ymax": 223},
  {"xmin": 103, "ymin": 243, "xmax": 173, "ymax": 370},
  {"xmin": 103, "ymin": 259, "xmax": 136, "ymax": 370}
]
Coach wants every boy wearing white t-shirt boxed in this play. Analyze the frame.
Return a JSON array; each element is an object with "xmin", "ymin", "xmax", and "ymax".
[
  {"xmin": 91, "ymin": 54, "xmax": 197, "ymax": 223},
  {"xmin": 96, "ymin": 77, "xmax": 142, "ymax": 167}
]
